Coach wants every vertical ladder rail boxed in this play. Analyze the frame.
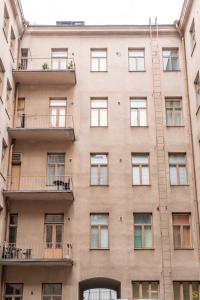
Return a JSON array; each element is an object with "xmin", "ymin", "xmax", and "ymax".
[{"xmin": 149, "ymin": 17, "xmax": 173, "ymax": 300}]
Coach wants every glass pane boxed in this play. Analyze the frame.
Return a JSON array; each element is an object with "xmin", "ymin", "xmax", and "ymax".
[
  {"xmin": 52, "ymin": 60, "xmax": 59, "ymax": 70},
  {"xmin": 131, "ymin": 109, "xmax": 138, "ymax": 126},
  {"xmin": 151, "ymin": 282, "xmax": 159, "ymax": 299},
  {"xmin": 131, "ymin": 99, "xmax": 146, "ymax": 108},
  {"xmin": 91, "ymin": 100, "xmax": 107, "ymax": 108},
  {"xmin": 91, "ymin": 214, "xmax": 108, "ymax": 225},
  {"xmin": 100, "ymin": 109, "xmax": 107, "ymax": 126},
  {"xmin": 142, "ymin": 166, "xmax": 149, "ymax": 184},
  {"xmin": 183, "ymin": 282, "xmax": 190, "ymax": 300},
  {"xmin": 129, "ymin": 50, "xmax": 144, "ymax": 57},
  {"xmin": 59, "ymin": 108, "xmax": 66, "ymax": 127},
  {"xmin": 100, "ymin": 227, "xmax": 108, "ymax": 248},
  {"xmin": 172, "ymin": 57, "xmax": 179, "ymax": 70},
  {"xmin": 5, "ymin": 284, "xmax": 23, "ymax": 295},
  {"xmin": 91, "ymin": 154, "xmax": 107, "ymax": 164},
  {"xmin": 132, "ymin": 166, "xmax": 140, "ymax": 185},
  {"xmin": 137, "ymin": 57, "xmax": 145, "ymax": 71},
  {"xmin": 173, "ymin": 282, "xmax": 180, "ymax": 300},
  {"xmin": 169, "ymin": 154, "xmax": 185, "ymax": 164},
  {"xmin": 163, "ymin": 57, "xmax": 170, "ymax": 71},
  {"xmin": 132, "ymin": 154, "xmax": 148, "ymax": 164},
  {"xmin": 100, "ymin": 166, "xmax": 108, "ymax": 185},
  {"xmin": 91, "ymin": 166, "xmax": 98, "ymax": 185},
  {"xmin": 179, "ymin": 166, "xmax": 187, "ymax": 185},
  {"xmin": 56, "ymin": 225, "xmax": 62, "ymax": 247},
  {"xmin": 10, "ymin": 214, "xmax": 18, "ymax": 225},
  {"xmin": 166, "ymin": 109, "xmax": 173, "ymax": 126},
  {"xmin": 175, "ymin": 110, "xmax": 182, "ymax": 126},
  {"xmin": 48, "ymin": 165, "xmax": 55, "ymax": 185},
  {"xmin": 46, "ymin": 225, "xmax": 53, "ymax": 247},
  {"xmin": 43, "ymin": 284, "xmax": 62, "ymax": 295},
  {"xmin": 192, "ymin": 282, "xmax": 199, "ymax": 300},
  {"xmin": 91, "ymin": 109, "xmax": 99, "ymax": 126},
  {"xmin": 183, "ymin": 226, "xmax": 191, "ymax": 248},
  {"xmin": 144, "ymin": 226, "xmax": 152, "ymax": 248},
  {"xmin": 52, "ymin": 50, "xmax": 68, "ymax": 57},
  {"xmin": 134, "ymin": 226, "xmax": 142, "ymax": 248},
  {"xmin": 50, "ymin": 100, "xmax": 66, "ymax": 107},
  {"xmin": 169, "ymin": 166, "xmax": 177, "ymax": 185},
  {"xmin": 8, "ymin": 227, "xmax": 17, "ymax": 244},
  {"xmin": 45, "ymin": 214, "xmax": 64, "ymax": 223},
  {"xmin": 132, "ymin": 282, "xmax": 140, "ymax": 298},
  {"xmin": 134, "ymin": 214, "xmax": 151, "ymax": 225},
  {"xmin": 99, "ymin": 58, "xmax": 107, "ymax": 71},
  {"xmin": 142, "ymin": 282, "xmax": 149, "ymax": 298},
  {"xmin": 57, "ymin": 165, "xmax": 65, "ymax": 180},
  {"xmin": 173, "ymin": 226, "xmax": 181, "ymax": 248},
  {"xmin": 50, "ymin": 108, "xmax": 57, "ymax": 127},
  {"xmin": 173, "ymin": 214, "xmax": 190, "ymax": 225},
  {"xmin": 140, "ymin": 109, "xmax": 147, "ymax": 126},
  {"xmin": 91, "ymin": 58, "xmax": 98, "ymax": 71},
  {"xmin": 48, "ymin": 154, "xmax": 65, "ymax": 164},
  {"xmin": 129, "ymin": 57, "xmax": 136, "ymax": 71},
  {"xmin": 92, "ymin": 50, "xmax": 106, "ymax": 58},
  {"xmin": 91, "ymin": 227, "xmax": 98, "ymax": 248}
]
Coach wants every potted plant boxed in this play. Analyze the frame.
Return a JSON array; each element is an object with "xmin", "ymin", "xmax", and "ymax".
[
  {"xmin": 67, "ymin": 61, "xmax": 74, "ymax": 70},
  {"xmin": 42, "ymin": 63, "xmax": 49, "ymax": 70}
]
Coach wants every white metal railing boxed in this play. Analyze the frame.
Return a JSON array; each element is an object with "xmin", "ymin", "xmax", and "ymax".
[
  {"xmin": 6, "ymin": 175, "xmax": 73, "ymax": 191},
  {"xmin": 13, "ymin": 114, "xmax": 74, "ymax": 129},
  {"xmin": 14, "ymin": 57, "xmax": 75, "ymax": 71},
  {"xmin": 1, "ymin": 242, "xmax": 72, "ymax": 260}
]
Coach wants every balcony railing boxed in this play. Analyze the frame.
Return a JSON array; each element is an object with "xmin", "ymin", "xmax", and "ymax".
[
  {"xmin": 14, "ymin": 57, "xmax": 75, "ymax": 71},
  {"xmin": 13, "ymin": 114, "xmax": 74, "ymax": 129},
  {"xmin": 6, "ymin": 175, "xmax": 73, "ymax": 192},
  {"xmin": 1, "ymin": 242, "xmax": 72, "ymax": 260}
]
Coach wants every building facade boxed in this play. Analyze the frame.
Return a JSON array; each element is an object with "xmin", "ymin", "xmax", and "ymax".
[{"xmin": 0, "ymin": 0, "xmax": 200, "ymax": 300}]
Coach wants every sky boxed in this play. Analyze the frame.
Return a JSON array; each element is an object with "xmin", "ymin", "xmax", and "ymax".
[{"xmin": 20, "ymin": 0, "xmax": 184, "ymax": 26}]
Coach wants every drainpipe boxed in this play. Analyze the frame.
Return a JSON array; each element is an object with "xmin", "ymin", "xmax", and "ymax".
[
  {"xmin": 175, "ymin": 21, "xmax": 200, "ymax": 255},
  {"xmin": 17, "ymin": 21, "xmax": 29, "ymax": 68}
]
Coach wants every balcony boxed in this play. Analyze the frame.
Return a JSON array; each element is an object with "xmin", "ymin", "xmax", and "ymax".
[
  {"xmin": 3, "ymin": 175, "xmax": 74, "ymax": 201},
  {"xmin": 13, "ymin": 57, "xmax": 76, "ymax": 85},
  {"xmin": 0, "ymin": 242, "xmax": 73, "ymax": 266},
  {"xmin": 8, "ymin": 114, "xmax": 75, "ymax": 141}
]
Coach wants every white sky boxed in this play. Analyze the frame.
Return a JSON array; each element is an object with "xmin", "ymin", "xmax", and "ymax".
[{"xmin": 20, "ymin": 0, "xmax": 184, "ymax": 26}]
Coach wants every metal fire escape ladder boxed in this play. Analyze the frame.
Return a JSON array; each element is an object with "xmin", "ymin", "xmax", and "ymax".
[{"xmin": 149, "ymin": 17, "xmax": 173, "ymax": 300}]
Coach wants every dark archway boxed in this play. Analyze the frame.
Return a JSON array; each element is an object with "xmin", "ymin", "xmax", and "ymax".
[{"xmin": 79, "ymin": 278, "xmax": 121, "ymax": 300}]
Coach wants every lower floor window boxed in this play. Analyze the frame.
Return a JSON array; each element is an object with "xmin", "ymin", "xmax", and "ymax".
[
  {"xmin": 4, "ymin": 283, "xmax": 23, "ymax": 300},
  {"xmin": 83, "ymin": 288, "xmax": 117, "ymax": 300},
  {"xmin": 132, "ymin": 281, "xmax": 159, "ymax": 299},
  {"xmin": 42, "ymin": 283, "xmax": 62, "ymax": 300},
  {"xmin": 174, "ymin": 282, "xmax": 200, "ymax": 300}
]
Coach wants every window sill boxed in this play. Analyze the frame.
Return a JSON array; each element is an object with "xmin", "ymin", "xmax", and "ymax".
[
  {"xmin": 170, "ymin": 184, "xmax": 189, "ymax": 187},
  {"xmin": 90, "ymin": 184, "xmax": 109, "ymax": 187},
  {"xmin": 132, "ymin": 184, "xmax": 152, "ymax": 187},
  {"xmin": 90, "ymin": 248, "xmax": 110, "ymax": 251},
  {"xmin": 90, "ymin": 71, "xmax": 108, "ymax": 73},
  {"xmin": 174, "ymin": 248, "xmax": 194, "ymax": 250},
  {"xmin": 166, "ymin": 125, "xmax": 185, "ymax": 128},
  {"xmin": 129, "ymin": 70, "xmax": 146, "ymax": 73},
  {"xmin": 134, "ymin": 248, "xmax": 155, "ymax": 250},
  {"xmin": 90, "ymin": 126, "xmax": 108, "ymax": 128},
  {"xmin": 191, "ymin": 43, "xmax": 196, "ymax": 57},
  {"xmin": 163, "ymin": 70, "xmax": 181, "ymax": 72},
  {"xmin": 130, "ymin": 126, "xmax": 149, "ymax": 128}
]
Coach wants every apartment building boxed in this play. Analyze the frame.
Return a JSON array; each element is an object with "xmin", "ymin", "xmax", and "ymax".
[{"xmin": 0, "ymin": 0, "xmax": 200, "ymax": 300}]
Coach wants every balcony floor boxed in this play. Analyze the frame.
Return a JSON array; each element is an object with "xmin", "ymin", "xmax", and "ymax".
[
  {"xmin": 13, "ymin": 69, "xmax": 76, "ymax": 85},
  {"xmin": 8, "ymin": 128, "xmax": 75, "ymax": 142},
  {"xmin": 3, "ymin": 190, "xmax": 74, "ymax": 201},
  {"xmin": 0, "ymin": 258, "xmax": 73, "ymax": 266}
]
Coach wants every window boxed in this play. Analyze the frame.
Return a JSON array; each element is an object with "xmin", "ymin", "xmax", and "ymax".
[
  {"xmin": 132, "ymin": 281, "xmax": 159, "ymax": 299},
  {"xmin": 169, "ymin": 153, "xmax": 187, "ymax": 185},
  {"xmin": 130, "ymin": 98, "xmax": 147, "ymax": 126},
  {"xmin": 163, "ymin": 49, "xmax": 179, "ymax": 71},
  {"xmin": 3, "ymin": 5, "xmax": 9, "ymax": 40},
  {"xmin": 52, "ymin": 49, "xmax": 68, "ymax": 70},
  {"xmin": 50, "ymin": 99, "xmax": 67, "ymax": 128},
  {"xmin": 173, "ymin": 214, "xmax": 192, "ymax": 249},
  {"xmin": 4, "ymin": 283, "xmax": 23, "ymax": 300},
  {"xmin": 90, "ymin": 214, "xmax": 109, "ymax": 249},
  {"xmin": 83, "ymin": 289, "xmax": 117, "ymax": 300},
  {"xmin": 128, "ymin": 49, "xmax": 145, "ymax": 71},
  {"xmin": 91, "ymin": 98, "xmax": 108, "ymax": 127},
  {"xmin": 91, "ymin": 49, "xmax": 107, "ymax": 72},
  {"xmin": 165, "ymin": 99, "xmax": 182, "ymax": 126},
  {"xmin": 10, "ymin": 27, "xmax": 15, "ymax": 57},
  {"xmin": 6, "ymin": 79, "xmax": 12, "ymax": 115},
  {"xmin": 132, "ymin": 154, "xmax": 150, "ymax": 185},
  {"xmin": 0, "ymin": 58, "xmax": 5, "ymax": 100},
  {"xmin": 42, "ymin": 284, "xmax": 62, "ymax": 300},
  {"xmin": 91, "ymin": 154, "xmax": 108, "ymax": 185},
  {"xmin": 20, "ymin": 48, "xmax": 28, "ymax": 70},
  {"xmin": 1, "ymin": 139, "xmax": 7, "ymax": 175},
  {"xmin": 194, "ymin": 72, "xmax": 200, "ymax": 108},
  {"xmin": 174, "ymin": 282, "xmax": 200, "ymax": 300},
  {"xmin": 44, "ymin": 214, "xmax": 64, "ymax": 249},
  {"xmin": 190, "ymin": 19, "xmax": 196, "ymax": 53},
  {"xmin": 16, "ymin": 98, "xmax": 25, "ymax": 128},
  {"xmin": 133, "ymin": 213, "xmax": 153, "ymax": 249},
  {"xmin": 8, "ymin": 214, "xmax": 18, "ymax": 244},
  {"xmin": 47, "ymin": 153, "xmax": 65, "ymax": 185}
]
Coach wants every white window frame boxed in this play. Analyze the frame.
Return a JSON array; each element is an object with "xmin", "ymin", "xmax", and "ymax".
[
  {"xmin": 91, "ymin": 98, "xmax": 108, "ymax": 127},
  {"xmin": 128, "ymin": 49, "xmax": 145, "ymax": 72},
  {"xmin": 91, "ymin": 49, "xmax": 107, "ymax": 72},
  {"xmin": 130, "ymin": 98, "xmax": 147, "ymax": 127},
  {"xmin": 132, "ymin": 153, "xmax": 150, "ymax": 185}
]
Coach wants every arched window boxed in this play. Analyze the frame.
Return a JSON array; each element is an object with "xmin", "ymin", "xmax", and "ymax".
[{"xmin": 83, "ymin": 288, "xmax": 117, "ymax": 300}]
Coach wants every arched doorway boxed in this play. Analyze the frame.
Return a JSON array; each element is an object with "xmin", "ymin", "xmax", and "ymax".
[{"xmin": 79, "ymin": 278, "xmax": 121, "ymax": 300}]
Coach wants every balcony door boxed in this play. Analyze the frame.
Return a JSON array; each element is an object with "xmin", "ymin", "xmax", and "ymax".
[
  {"xmin": 44, "ymin": 214, "xmax": 64, "ymax": 259},
  {"xmin": 16, "ymin": 98, "xmax": 25, "ymax": 128},
  {"xmin": 51, "ymin": 48, "xmax": 68, "ymax": 70},
  {"xmin": 11, "ymin": 164, "xmax": 21, "ymax": 190},
  {"xmin": 50, "ymin": 99, "xmax": 67, "ymax": 128}
]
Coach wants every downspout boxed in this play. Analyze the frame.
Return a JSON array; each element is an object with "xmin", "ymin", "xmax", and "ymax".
[{"xmin": 175, "ymin": 21, "xmax": 200, "ymax": 254}]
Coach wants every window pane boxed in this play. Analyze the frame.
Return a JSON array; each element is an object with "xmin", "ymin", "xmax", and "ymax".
[
  {"xmin": 99, "ymin": 58, "xmax": 107, "ymax": 71},
  {"xmin": 100, "ymin": 166, "xmax": 108, "ymax": 185},
  {"xmin": 45, "ymin": 214, "xmax": 64, "ymax": 223},
  {"xmin": 100, "ymin": 109, "xmax": 107, "ymax": 126},
  {"xmin": 166, "ymin": 109, "xmax": 173, "ymax": 126},
  {"xmin": 91, "ymin": 166, "xmax": 98, "ymax": 185},
  {"xmin": 192, "ymin": 282, "xmax": 199, "ymax": 300},
  {"xmin": 59, "ymin": 108, "xmax": 66, "ymax": 127},
  {"xmin": 129, "ymin": 50, "xmax": 144, "ymax": 57},
  {"xmin": 151, "ymin": 282, "xmax": 159, "ymax": 299},
  {"xmin": 173, "ymin": 214, "xmax": 190, "ymax": 225},
  {"xmin": 56, "ymin": 225, "xmax": 63, "ymax": 246},
  {"xmin": 52, "ymin": 50, "xmax": 68, "ymax": 57},
  {"xmin": 132, "ymin": 154, "xmax": 148, "ymax": 164},
  {"xmin": 134, "ymin": 214, "xmax": 151, "ymax": 225},
  {"xmin": 92, "ymin": 50, "xmax": 106, "ymax": 58},
  {"xmin": 91, "ymin": 58, "xmax": 98, "ymax": 71},
  {"xmin": 91, "ymin": 100, "xmax": 107, "ymax": 108},
  {"xmin": 5, "ymin": 284, "xmax": 23, "ymax": 295},
  {"xmin": 142, "ymin": 282, "xmax": 149, "ymax": 298},
  {"xmin": 173, "ymin": 282, "xmax": 180, "ymax": 300},
  {"xmin": 179, "ymin": 166, "xmax": 187, "ymax": 185},
  {"xmin": 131, "ymin": 99, "xmax": 146, "ymax": 108},
  {"xmin": 131, "ymin": 109, "xmax": 138, "ymax": 126},
  {"xmin": 132, "ymin": 166, "xmax": 140, "ymax": 185},
  {"xmin": 140, "ymin": 109, "xmax": 147, "ymax": 126},
  {"xmin": 142, "ymin": 166, "xmax": 149, "ymax": 184},
  {"xmin": 100, "ymin": 227, "xmax": 108, "ymax": 248},
  {"xmin": 91, "ymin": 214, "xmax": 108, "ymax": 225},
  {"xmin": 169, "ymin": 154, "xmax": 185, "ymax": 164},
  {"xmin": 132, "ymin": 282, "xmax": 140, "ymax": 298},
  {"xmin": 50, "ymin": 108, "xmax": 57, "ymax": 127},
  {"xmin": 170, "ymin": 166, "xmax": 177, "ymax": 185},
  {"xmin": 50, "ymin": 100, "xmax": 66, "ymax": 107},
  {"xmin": 129, "ymin": 57, "xmax": 136, "ymax": 71},
  {"xmin": 137, "ymin": 57, "xmax": 145, "ymax": 71},
  {"xmin": 46, "ymin": 225, "xmax": 53, "ymax": 247},
  {"xmin": 163, "ymin": 57, "xmax": 170, "ymax": 70},
  {"xmin": 10, "ymin": 215, "xmax": 18, "ymax": 225},
  {"xmin": 183, "ymin": 226, "xmax": 191, "ymax": 248},
  {"xmin": 91, "ymin": 154, "xmax": 107, "ymax": 164},
  {"xmin": 144, "ymin": 226, "xmax": 152, "ymax": 248},
  {"xmin": 91, "ymin": 110, "xmax": 99, "ymax": 126},
  {"xmin": 8, "ymin": 227, "xmax": 17, "ymax": 244},
  {"xmin": 91, "ymin": 227, "xmax": 98, "ymax": 248},
  {"xmin": 134, "ymin": 226, "xmax": 142, "ymax": 248},
  {"xmin": 43, "ymin": 284, "xmax": 62, "ymax": 295},
  {"xmin": 183, "ymin": 282, "xmax": 190, "ymax": 300},
  {"xmin": 173, "ymin": 226, "xmax": 181, "ymax": 248},
  {"xmin": 172, "ymin": 57, "xmax": 179, "ymax": 70},
  {"xmin": 48, "ymin": 165, "xmax": 55, "ymax": 185},
  {"xmin": 175, "ymin": 110, "xmax": 182, "ymax": 126},
  {"xmin": 48, "ymin": 154, "xmax": 65, "ymax": 164}
]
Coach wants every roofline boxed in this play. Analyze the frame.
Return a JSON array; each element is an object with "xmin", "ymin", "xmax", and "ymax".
[
  {"xmin": 16, "ymin": 0, "xmax": 25, "ymax": 21},
  {"xmin": 179, "ymin": 0, "xmax": 193, "ymax": 31}
]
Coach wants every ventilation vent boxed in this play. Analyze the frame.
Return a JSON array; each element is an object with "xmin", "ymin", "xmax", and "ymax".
[{"xmin": 12, "ymin": 152, "xmax": 22, "ymax": 164}]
